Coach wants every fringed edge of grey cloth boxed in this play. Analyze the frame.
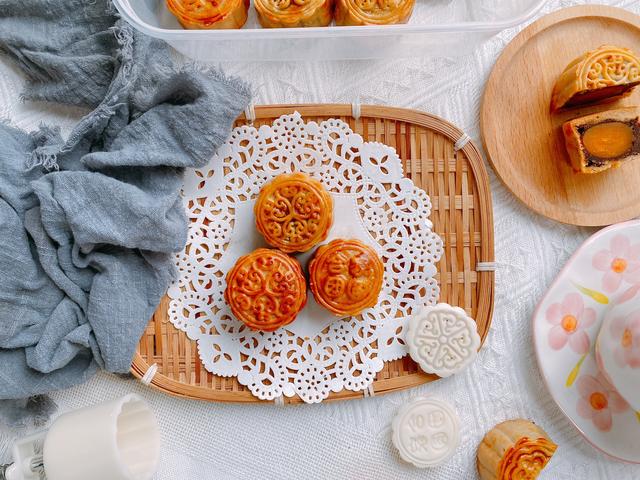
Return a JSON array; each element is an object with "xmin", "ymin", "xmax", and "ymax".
[{"xmin": 0, "ymin": 1, "xmax": 251, "ymax": 400}]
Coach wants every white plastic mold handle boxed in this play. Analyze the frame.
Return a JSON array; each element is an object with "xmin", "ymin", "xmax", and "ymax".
[{"xmin": 42, "ymin": 394, "xmax": 160, "ymax": 480}]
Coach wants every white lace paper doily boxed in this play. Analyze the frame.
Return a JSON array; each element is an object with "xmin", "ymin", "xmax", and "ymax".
[{"xmin": 167, "ymin": 112, "xmax": 444, "ymax": 403}]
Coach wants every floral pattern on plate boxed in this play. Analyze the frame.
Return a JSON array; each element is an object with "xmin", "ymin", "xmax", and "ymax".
[
  {"xmin": 545, "ymin": 292, "xmax": 596, "ymax": 355},
  {"xmin": 533, "ymin": 220, "xmax": 640, "ymax": 462},
  {"xmin": 592, "ymin": 235, "xmax": 640, "ymax": 294},
  {"xmin": 609, "ymin": 310, "xmax": 640, "ymax": 369}
]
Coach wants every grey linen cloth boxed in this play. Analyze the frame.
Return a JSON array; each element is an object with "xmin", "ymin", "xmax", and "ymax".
[{"xmin": 0, "ymin": 0, "xmax": 251, "ymax": 399}]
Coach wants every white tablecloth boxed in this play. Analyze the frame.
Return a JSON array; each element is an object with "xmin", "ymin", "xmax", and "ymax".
[{"xmin": 2, "ymin": 0, "xmax": 640, "ymax": 478}]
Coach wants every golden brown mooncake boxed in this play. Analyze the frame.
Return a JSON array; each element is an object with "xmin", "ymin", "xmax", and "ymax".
[
  {"xmin": 308, "ymin": 239, "xmax": 384, "ymax": 317},
  {"xmin": 551, "ymin": 45, "xmax": 640, "ymax": 112},
  {"xmin": 477, "ymin": 419, "xmax": 557, "ymax": 480},
  {"xmin": 335, "ymin": 0, "xmax": 414, "ymax": 26},
  {"xmin": 255, "ymin": 173, "xmax": 333, "ymax": 254},
  {"xmin": 255, "ymin": 0, "xmax": 333, "ymax": 28},
  {"xmin": 563, "ymin": 106, "xmax": 640, "ymax": 173},
  {"xmin": 224, "ymin": 249, "xmax": 307, "ymax": 332},
  {"xmin": 166, "ymin": 0, "xmax": 249, "ymax": 29}
]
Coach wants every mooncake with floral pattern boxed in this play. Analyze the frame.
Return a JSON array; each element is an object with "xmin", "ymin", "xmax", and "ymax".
[
  {"xmin": 255, "ymin": 0, "xmax": 333, "ymax": 28},
  {"xmin": 166, "ymin": 0, "xmax": 249, "ymax": 29},
  {"xmin": 551, "ymin": 45, "xmax": 640, "ymax": 111},
  {"xmin": 255, "ymin": 173, "xmax": 333, "ymax": 253},
  {"xmin": 335, "ymin": 0, "xmax": 414, "ymax": 26},
  {"xmin": 308, "ymin": 238, "xmax": 383, "ymax": 317},
  {"xmin": 225, "ymin": 249, "xmax": 307, "ymax": 331}
]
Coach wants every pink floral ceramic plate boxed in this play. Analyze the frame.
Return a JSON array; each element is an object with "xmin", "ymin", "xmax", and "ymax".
[{"xmin": 533, "ymin": 220, "xmax": 640, "ymax": 463}]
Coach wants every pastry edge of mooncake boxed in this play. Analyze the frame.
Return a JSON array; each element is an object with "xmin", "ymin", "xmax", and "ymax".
[
  {"xmin": 477, "ymin": 419, "xmax": 557, "ymax": 480},
  {"xmin": 562, "ymin": 106, "xmax": 640, "ymax": 174},
  {"xmin": 551, "ymin": 45, "xmax": 640, "ymax": 112}
]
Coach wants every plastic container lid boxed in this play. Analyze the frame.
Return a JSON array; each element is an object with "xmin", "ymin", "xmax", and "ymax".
[{"xmin": 113, "ymin": 0, "xmax": 546, "ymax": 62}]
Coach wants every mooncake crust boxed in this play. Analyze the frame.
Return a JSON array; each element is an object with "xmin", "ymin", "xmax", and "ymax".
[
  {"xmin": 335, "ymin": 0, "xmax": 415, "ymax": 26},
  {"xmin": 255, "ymin": 173, "xmax": 333, "ymax": 253},
  {"xmin": 551, "ymin": 45, "xmax": 640, "ymax": 111},
  {"xmin": 255, "ymin": 0, "xmax": 333, "ymax": 28},
  {"xmin": 224, "ymin": 249, "xmax": 307, "ymax": 332},
  {"xmin": 562, "ymin": 106, "xmax": 640, "ymax": 173},
  {"xmin": 308, "ymin": 238, "xmax": 384, "ymax": 317},
  {"xmin": 477, "ymin": 419, "xmax": 557, "ymax": 480},
  {"xmin": 167, "ymin": 0, "xmax": 249, "ymax": 29}
]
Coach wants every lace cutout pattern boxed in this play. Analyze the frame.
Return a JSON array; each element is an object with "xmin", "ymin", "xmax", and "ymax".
[{"xmin": 167, "ymin": 112, "xmax": 443, "ymax": 403}]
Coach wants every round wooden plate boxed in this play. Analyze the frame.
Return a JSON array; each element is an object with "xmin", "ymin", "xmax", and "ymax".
[{"xmin": 482, "ymin": 5, "xmax": 640, "ymax": 226}]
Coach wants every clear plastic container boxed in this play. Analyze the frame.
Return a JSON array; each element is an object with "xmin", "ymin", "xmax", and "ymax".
[{"xmin": 113, "ymin": 0, "xmax": 546, "ymax": 62}]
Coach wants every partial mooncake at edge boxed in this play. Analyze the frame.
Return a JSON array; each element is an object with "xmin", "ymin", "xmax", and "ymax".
[
  {"xmin": 562, "ymin": 106, "xmax": 640, "ymax": 173},
  {"xmin": 551, "ymin": 45, "xmax": 640, "ymax": 112},
  {"xmin": 477, "ymin": 419, "xmax": 557, "ymax": 480}
]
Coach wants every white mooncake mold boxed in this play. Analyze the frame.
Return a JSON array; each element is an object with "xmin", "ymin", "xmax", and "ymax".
[
  {"xmin": 406, "ymin": 303, "xmax": 481, "ymax": 378},
  {"xmin": 392, "ymin": 396, "xmax": 460, "ymax": 468}
]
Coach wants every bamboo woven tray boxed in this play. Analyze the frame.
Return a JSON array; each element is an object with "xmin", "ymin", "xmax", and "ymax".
[{"xmin": 131, "ymin": 104, "xmax": 495, "ymax": 403}]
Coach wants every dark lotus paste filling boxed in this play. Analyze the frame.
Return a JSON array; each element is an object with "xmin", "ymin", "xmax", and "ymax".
[
  {"xmin": 565, "ymin": 83, "xmax": 640, "ymax": 108},
  {"xmin": 577, "ymin": 119, "xmax": 640, "ymax": 167}
]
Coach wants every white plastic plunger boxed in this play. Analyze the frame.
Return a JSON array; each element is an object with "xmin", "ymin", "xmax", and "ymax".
[{"xmin": 2, "ymin": 394, "xmax": 160, "ymax": 480}]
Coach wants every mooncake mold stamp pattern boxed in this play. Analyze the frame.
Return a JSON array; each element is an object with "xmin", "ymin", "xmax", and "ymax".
[
  {"xmin": 168, "ymin": 112, "xmax": 443, "ymax": 403},
  {"xmin": 392, "ymin": 397, "xmax": 460, "ymax": 468},
  {"xmin": 255, "ymin": 173, "xmax": 333, "ymax": 253},
  {"xmin": 224, "ymin": 249, "xmax": 307, "ymax": 332},
  {"xmin": 406, "ymin": 304, "xmax": 481, "ymax": 378},
  {"xmin": 309, "ymin": 239, "xmax": 384, "ymax": 317}
]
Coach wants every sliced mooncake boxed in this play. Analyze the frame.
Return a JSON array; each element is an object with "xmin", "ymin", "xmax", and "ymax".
[
  {"xmin": 563, "ymin": 106, "xmax": 640, "ymax": 173},
  {"xmin": 477, "ymin": 419, "xmax": 557, "ymax": 480},
  {"xmin": 551, "ymin": 45, "xmax": 640, "ymax": 112}
]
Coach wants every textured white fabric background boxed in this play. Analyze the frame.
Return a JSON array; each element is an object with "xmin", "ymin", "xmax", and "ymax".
[{"xmin": 1, "ymin": 0, "xmax": 640, "ymax": 478}]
